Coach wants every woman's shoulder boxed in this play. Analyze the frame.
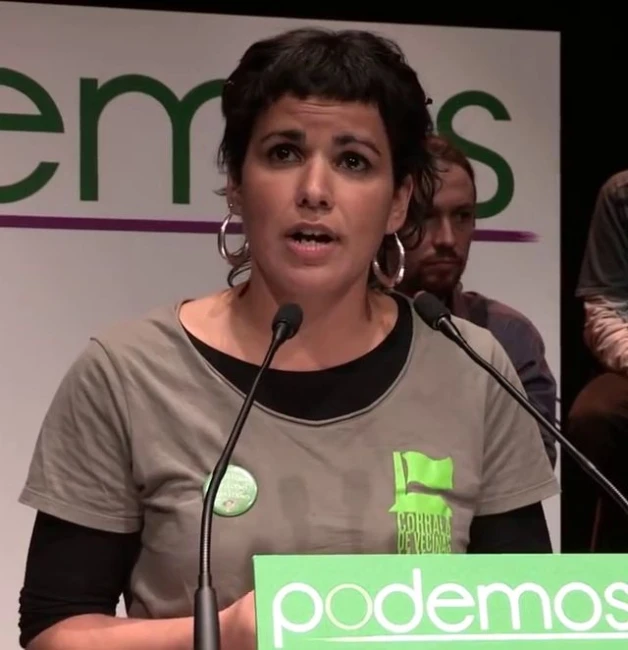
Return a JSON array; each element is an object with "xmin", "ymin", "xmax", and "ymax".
[
  {"xmin": 405, "ymin": 296, "xmax": 512, "ymax": 379},
  {"xmin": 86, "ymin": 291, "xmax": 234, "ymax": 368},
  {"xmin": 430, "ymin": 313, "xmax": 521, "ymax": 388},
  {"xmin": 92, "ymin": 301, "xmax": 187, "ymax": 352},
  {"xmin": 449, "ymin": 314, "xmax": 503, "ymax": 355},
  {"xmin": 395, "ymin": 289, "xmax": 502, "ymax": 360}
]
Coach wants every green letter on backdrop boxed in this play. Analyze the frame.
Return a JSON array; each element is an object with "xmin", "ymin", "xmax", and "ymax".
[
  {"xmin": 437, "ymin": 90, "xmax": 515, "ymax": 218},
  {"xmin": 0, "ymin": 68, "xmax": 64, "ymax": 203},
  {"xmin": 80, "ymin": 75, "xmax": 224, "ymax": 204}
]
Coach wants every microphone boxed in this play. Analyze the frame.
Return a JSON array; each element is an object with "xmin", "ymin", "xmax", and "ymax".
[
  {"xmin": 412, "ymin": 291, "xmax": 628, "ymax": 518},
  {"xmin": 194, "ymin": 303, "xmax": 304, "ymax": 650}
]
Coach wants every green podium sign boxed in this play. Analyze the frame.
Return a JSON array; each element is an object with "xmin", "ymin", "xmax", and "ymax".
[{"xmin": 253, "ymin": 553, "xmax": 628, "ymax": 649}]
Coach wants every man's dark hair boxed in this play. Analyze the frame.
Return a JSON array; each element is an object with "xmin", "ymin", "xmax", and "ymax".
[{"xmin": 426, "ymin": 134, "xmax": 476, "ymax": 201}]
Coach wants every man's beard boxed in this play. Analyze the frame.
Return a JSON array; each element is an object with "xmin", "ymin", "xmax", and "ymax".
[{"xmin": 398, "ymin": 265, "xmax": 463, "ymax": 302}]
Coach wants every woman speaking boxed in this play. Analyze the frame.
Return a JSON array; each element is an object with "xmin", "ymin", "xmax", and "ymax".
[{"xmin": 18, "ymin": 26, "xmax": 558, "ymax": 650}]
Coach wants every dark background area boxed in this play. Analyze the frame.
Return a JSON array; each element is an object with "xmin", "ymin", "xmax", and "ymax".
[{"xmin": 17, "ymin": 1, "xmax": 627, "ymax": 550}]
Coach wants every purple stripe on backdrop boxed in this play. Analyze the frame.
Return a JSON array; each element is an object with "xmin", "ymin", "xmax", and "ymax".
[
  {"xmin": 0, "ymin": 214, "xmax": 231, "ymax": 234},
  {"xmin": 473, "ymin": 229, "xmax": 538, "ymax": 243},
  {"xmin": 0, "ymin": 214, "xmax": 538, "ymax": 242}
]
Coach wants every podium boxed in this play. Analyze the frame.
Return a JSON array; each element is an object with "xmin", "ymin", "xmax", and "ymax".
[{"xmin": 253, "ymin": 553, "xmax": 628, "ymax": 649}]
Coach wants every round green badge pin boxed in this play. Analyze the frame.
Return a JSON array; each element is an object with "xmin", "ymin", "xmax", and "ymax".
[{"xmin": 202, "ymin": 465, "xmax": 258, "ymax": 517}]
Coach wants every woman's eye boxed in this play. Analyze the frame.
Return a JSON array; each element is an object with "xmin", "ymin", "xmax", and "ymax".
[
  {"xmin": 268, "ymin": 145, "xmax": 299, "ymax": 163},
  {"xmin": 340, "ymin": 153, "xmax": 370, "ymax": 172}
]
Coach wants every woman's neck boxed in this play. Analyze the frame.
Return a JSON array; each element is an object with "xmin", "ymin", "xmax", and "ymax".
[{"xmin": 227, "ymin": 278, "xmax": 399, "ymax": 371}]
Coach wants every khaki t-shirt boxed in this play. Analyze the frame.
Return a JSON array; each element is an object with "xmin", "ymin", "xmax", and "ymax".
[{"xmin": 20, "ymin": 299, "xmax": 559, "ymax": 619}]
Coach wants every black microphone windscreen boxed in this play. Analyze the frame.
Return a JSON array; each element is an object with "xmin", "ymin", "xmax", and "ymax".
[
  {"xmin": 272, "ymin": 303, "xmax": 303, "ymax": 339},
  {"xmin": 412, "ymin": 292, "xmax": 452, "ymax": 330}
]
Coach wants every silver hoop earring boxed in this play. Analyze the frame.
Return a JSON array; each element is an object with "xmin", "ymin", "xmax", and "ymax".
[
  {"xmin": 217, "ymin": 211, "xmax": 249, "ymax": 266},
  {"xmin": 372, "ymin": 232, "xmax": 405, "ymax": 288},
  {"xmin": 227, "ymin": 259, "xmax": 252, "ymax": 288}
]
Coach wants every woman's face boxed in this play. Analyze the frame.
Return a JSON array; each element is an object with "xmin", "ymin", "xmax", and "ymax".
[{"xmin": 228, "ymin": 95, "xmax": 412, "ymax": 297}]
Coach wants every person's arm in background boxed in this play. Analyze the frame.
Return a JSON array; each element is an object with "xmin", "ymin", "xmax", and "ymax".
[
  {"xmin": 499, "ymin": 315, "xmax": 558, "ymax": 467},
  {"xmin": 577, "ymin": 171, "xmax": 628, "ymax": 375},
  {"xmin": 463, "ymin": 293, "xmax": 558, "ymax": 468}
]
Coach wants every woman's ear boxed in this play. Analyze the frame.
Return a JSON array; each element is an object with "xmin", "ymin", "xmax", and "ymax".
[
  {"xmin": 385, "ymin": 174, "xmax": 413, "ymax": 234},
  {"xmin": 226, "ymin": 176, "xmax": 243, "ymax": 215}
]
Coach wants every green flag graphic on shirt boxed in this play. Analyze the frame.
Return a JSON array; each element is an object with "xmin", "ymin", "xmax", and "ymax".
[{"xmin": 389, "ymin": 450, "xmax": 453, "ymax": 554}]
